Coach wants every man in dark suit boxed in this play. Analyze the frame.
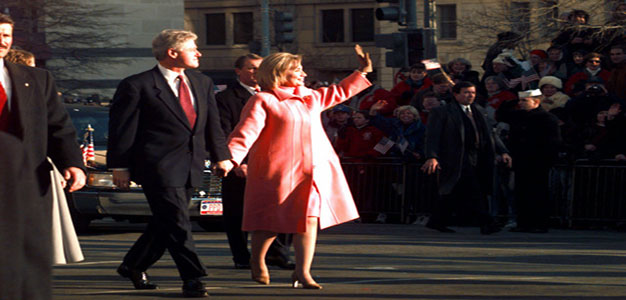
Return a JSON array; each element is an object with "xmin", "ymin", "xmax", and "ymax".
[
  {"xmin": 216, "ymin": 54, "xmax": 294, "ymax": 270},
  {"xmin": 0, "ymin": 14, "xmax": 85, "ymax": 300},
  {"xmin": 422, "ymin": 81, "xmax": 511, "ymax": 234},
  {"xmin": 107, "ymin": 29, "xmax": 233, "ymax": 298}
]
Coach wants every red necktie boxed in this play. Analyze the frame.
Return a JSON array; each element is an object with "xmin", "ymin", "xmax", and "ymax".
[
  {"xmin": 178, "ymin": 75, "xmax": 196, "ymax": 128},
  {"xmin": 0, "ymin": 81, "xmax": 9, "ymax": 131}
]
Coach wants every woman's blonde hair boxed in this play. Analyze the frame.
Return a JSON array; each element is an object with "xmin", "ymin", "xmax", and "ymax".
[
  {"xmin": 257, "ymin": 52, "xmax": 302, "ymax": 90},
  {"xmin": 394, "ymin": 105, "xmax": 420, "ymax": 120}
]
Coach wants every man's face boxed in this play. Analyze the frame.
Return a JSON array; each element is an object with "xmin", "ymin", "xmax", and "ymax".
[
  {"xmin": 0, "ymin": 23, "xmax": 13, "ymax": 59},
  {"xmin": 548, "ymin": 49, "xmax": 562, "ymax": 62},
  {"xmin": 236, "ymin": 58, "xmax": 262, "ymax": 87},
  {"xmin": 586, "ymin": 57, "xmax": 601, "ymax": 71},
  {"xmin": 610, "ymin": 48, "xmax": 625, "ymax": 64},
  {"xmin": 454, "ymin": 86, "xmax": 476, "ymax": 106},
  {"xmin": 352, "ymin": 112, "xmax": 368, "ymax": 127},
  {"xmin": 573, "ymin": 14, "xmax": 586, "ymax": 24},
  {"xmin": 174, "ymin": 39, "xmax": 201, "ymax": 69},
  {"xmin": 433, "ymin": 83, "xmax": 450, "ymax": 94},
  {"xmin": 333, "ymin": 111, "xmax": 350, "ymax": 123},
  {"xmin": 519, "ymin": 97, "xmax": 539, "ymax": 111},
  {"xmin": 409, "ymin": 69, "xmax": 426, "ymax": 81}
]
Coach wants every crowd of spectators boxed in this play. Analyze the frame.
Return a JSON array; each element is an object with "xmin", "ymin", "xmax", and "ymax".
[
  {"xmin": 320, "ymin": 7, "xmax": 626, "ymax": 165},
  {"xmin": 316, "ymin": 7, "xmax": 625, "ymax": 226}
]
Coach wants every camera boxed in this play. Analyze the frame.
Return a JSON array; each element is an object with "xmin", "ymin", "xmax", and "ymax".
[{"xmin": 586, "ymin": 84, "xmax": 605, "ymax": 96}]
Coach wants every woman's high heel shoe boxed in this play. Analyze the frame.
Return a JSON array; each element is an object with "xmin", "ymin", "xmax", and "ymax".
[
  {"xmin": 291, "ymin": 272, "xmax": 322, "ymax": 289},
  {"xmin": 250, "ymin": 260, "xmax": 270, "ymax": 285}
]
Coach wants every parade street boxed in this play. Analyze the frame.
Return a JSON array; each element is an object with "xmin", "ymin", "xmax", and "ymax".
[{"xmin": 53, "ymin": 221, "xmax": 626, "ymax": 300}]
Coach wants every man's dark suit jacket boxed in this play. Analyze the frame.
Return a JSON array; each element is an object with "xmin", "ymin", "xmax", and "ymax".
[
  {"xmin": 425, "ymin": 102, "xmax": 508, "ymax": 195},
  {"xmin": 2, "ymin": 61, "xmax": 84, "ymax": 300},
  {"xmin": 216, "ymin": 81, "xmax": 252, "ymax": 218},
  {"xmin": 5, "ymin": 61, "xmax": 84, "ymax": 194},
  {"xmin": 107, "ymin": 66, "xmax": 231, "ymax": 187},
  {"xmin": 216, "ymin": 81, "xmax": 252, "ymax": 139}
]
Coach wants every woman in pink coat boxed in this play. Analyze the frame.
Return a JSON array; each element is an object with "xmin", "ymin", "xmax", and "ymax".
[{"xmin": 228, "ymin": 46, "xmax": 372, "ymax": 289}]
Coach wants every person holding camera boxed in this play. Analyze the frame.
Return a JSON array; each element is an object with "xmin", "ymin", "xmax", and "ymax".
[{"xmin": 565, "ymin": 77, "xmax": 623, "ymax": 152}]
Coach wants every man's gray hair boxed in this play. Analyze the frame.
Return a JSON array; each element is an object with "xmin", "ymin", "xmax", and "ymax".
[{"xmin": 152, "ymin": 29, "xmax": 198, "ymax": 61}]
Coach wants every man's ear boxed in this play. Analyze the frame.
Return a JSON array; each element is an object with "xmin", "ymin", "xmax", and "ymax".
[{"xmin": 167, "ymin": 48, "xmax": 178, "ymax": 60}]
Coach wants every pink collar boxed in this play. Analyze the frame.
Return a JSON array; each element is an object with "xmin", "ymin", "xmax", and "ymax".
[{"xmin": 271, "ymin": 85, "xmax": 313, "ymax": 102}]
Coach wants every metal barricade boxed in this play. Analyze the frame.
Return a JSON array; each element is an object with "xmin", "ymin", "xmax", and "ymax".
[
  {"xmin": 341, "ymin": 158, "xmax": 626, "ymax": 227},
  {"xmin": 570, "ymin": 160, "xmax": 626, "ymax": 225},
  {"xmin": 340, "ymin": 159, "xmax": 438, "ymax": 223}
]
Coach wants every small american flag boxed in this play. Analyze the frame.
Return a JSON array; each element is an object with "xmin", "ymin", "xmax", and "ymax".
[
  {"xmin": 80, "ymin": 124, "xmax": 95, "ymax": 166},
  {"xmin": 421, "ymin": 59, "xmax": 441, "ymax": 70}
]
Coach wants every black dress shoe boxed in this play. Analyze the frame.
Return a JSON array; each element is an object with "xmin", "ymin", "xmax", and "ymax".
[
  {"xmin": 509, "ymin": 226, "xmax": 530, "ymax": 232},
  {"xmin": 234, "ymin": 262, "xmax": 251, "ymax": 269},
  {"xmin": 480, "ymin": 224, "xmax": 501, "ymax": 235},
  {"xmin": 182, "ymin": 278, "xmax": 209, "ymax": 298},
  {"xmin": 425, "ymin": 222, "xmax": 456, "ymax": 233},
  {"xmin": 117, "ymin": 264, "xmax": 158, "ymax": 290},
  {"xmin": 265, "ymin": 256, "xmax": 296, "ymax": 270}
]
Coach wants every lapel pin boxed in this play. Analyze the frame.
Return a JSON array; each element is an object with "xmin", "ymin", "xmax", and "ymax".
[{"xmin": 25, "ymin": 83, "xmax": 30, "ymax": 87}]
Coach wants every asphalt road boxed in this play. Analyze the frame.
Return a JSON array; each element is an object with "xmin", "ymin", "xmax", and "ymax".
[{"xmin": 52, "ymin": 220, "xmax": 626, "ymax": 299}]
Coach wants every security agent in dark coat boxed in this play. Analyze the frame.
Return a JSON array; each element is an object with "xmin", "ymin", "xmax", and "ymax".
[
  {"xmin": 216, "ymin": 54, "xmax": 294, "ymax": 270},
  {"xmin": 422, "ymin": 81, "xmax": 511, "ymax": 234},
  {"xmin": 107, "ymin": 29, "xmax": 233, "ymax": 298},
  {"xmin": 508, "ymin": 90, "xmax": 561, "ymax": 233},
  {"xmin": 0, "ymin": 13, "xmax": 86, "ymax": 300}
]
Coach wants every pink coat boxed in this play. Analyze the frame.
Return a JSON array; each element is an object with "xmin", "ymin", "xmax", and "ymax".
[{"xmin": 228, "ymin": 72, "xmax": 371, "ymax": 233}]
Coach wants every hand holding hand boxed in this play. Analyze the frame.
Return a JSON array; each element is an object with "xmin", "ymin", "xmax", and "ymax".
[
  {"xmin": 355, "ymin": 44, "xmax": 372, "ymax": 73},
  {"xmin": 214, "ymin": 159, "xmax": 234, "ymax": 178},
  {"xmin": 63, "ymin": 167, "xmax": 86, "ymax": 192},
  {"xmin": 234, "ymin": 164, "xmax": 248, "ymax": 178}
]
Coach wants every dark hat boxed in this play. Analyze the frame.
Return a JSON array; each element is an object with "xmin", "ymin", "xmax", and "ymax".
[{"xmin": 332, "ymin": 104, "xmax": 352, "ymax": 113}]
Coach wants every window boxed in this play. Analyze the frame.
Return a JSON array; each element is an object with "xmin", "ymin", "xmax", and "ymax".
[
  {"xmin": 436, "ymin": 4, "xmax": 457, "ymax": 39},
  {"xmin": 511, "ymin": 2, "xmax": 531, "ymax": 36},
  {"xmin": 351, "ymin": 8, "xmax": 374, "ymax": 42},
  {"xmin": 539, "ymin": 0, "xmax": 559, "ymax": 34},
  {"xmin": 233, "ymin": 12, "xmax": 253, "ymax": 45},
  {"xmin": 322, "ymin": 9, "xmax": 344, "ymax": 43},
  {"xmin": 206, "ymin": 13, "xmax": 226, "ymax": 45}
]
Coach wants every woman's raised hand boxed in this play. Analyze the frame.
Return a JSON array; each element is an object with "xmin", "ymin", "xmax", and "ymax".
[{"xmin": 355, "ymin": 44, "xmax": 372, "ymax": 73}]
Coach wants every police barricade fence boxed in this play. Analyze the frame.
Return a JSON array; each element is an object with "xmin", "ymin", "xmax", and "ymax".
[{"xmin": 341, "ymin": 157, "xmax": 626, "ymax": 227}]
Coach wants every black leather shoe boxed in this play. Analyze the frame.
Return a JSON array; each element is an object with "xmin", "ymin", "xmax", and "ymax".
[
  {"xmin": 117, "ymin": 264, "xmax": 158, "ymax": 290},
  {"xmin": 265, "ymin": 256, "xmax": 296, "ymax": 270},
  {"xmin": 480, "ymin": 224, "xmax": 501, "ymax": 235},
  {"xmin": 234, "ymin": 262, "xmax": 251, "ymax": 269},
  {"xmin": 425, "ymin": 222, "xmax": 456, "ymax": 233},
  {"xmin": 182, "ymin": 278, "xmax": 209, "ymax": 298}
]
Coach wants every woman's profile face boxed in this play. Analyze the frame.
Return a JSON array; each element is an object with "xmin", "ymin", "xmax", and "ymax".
[{"xmin": 283, "ymin": 62, "xmax": 307, "ymax": 87}]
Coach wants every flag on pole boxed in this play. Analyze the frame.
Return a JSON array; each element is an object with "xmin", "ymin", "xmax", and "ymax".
[
  {"xmin": 80, "ymin": 124, "xmax": 95, "ymax": 166},
  {"xmin": 421, "ymin": 59, "xmax": 441, "ymax": 70}
]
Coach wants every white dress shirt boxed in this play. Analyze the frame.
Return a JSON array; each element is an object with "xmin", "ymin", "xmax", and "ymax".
[
  {"xmin": 157, "ymin": 63, "xmax": 196, "ymax": 109},
  {"xmin": 0, "ymin": 59, "xmax": 13, "ymax": 110}
]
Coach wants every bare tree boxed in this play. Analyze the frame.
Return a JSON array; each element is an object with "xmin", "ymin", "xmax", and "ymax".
[
  {"xmin": 4, "ymin": 0, "xmax": 128, "ymax": 90},
  {"xmin": 458, "ymin": 0, "xmax": 625, "ymax": 59}
]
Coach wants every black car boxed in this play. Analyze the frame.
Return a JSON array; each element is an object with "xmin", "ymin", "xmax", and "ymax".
[{"xmin": 64, "ymin": 104, "xmax": 223, "ymax": 232}]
